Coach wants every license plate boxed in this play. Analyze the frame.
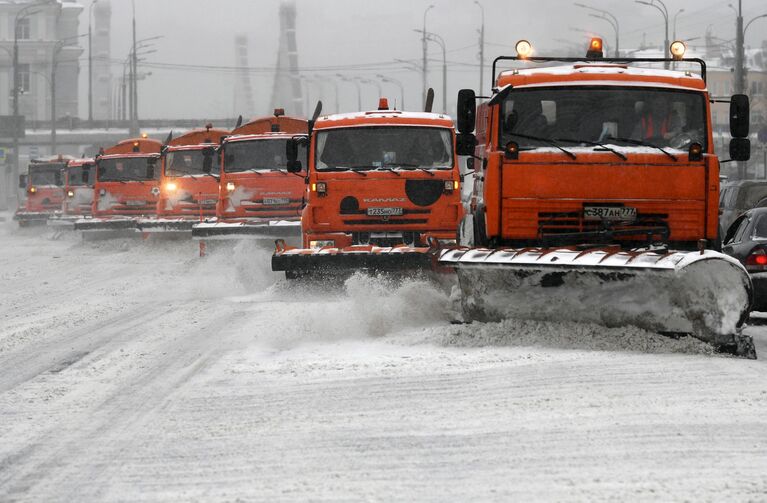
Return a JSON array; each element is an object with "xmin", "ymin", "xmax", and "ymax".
[
  {"xmin": 367, "ymin": 207, "xmax": 403, "ymax": 216},
  {"xmin": 126, "ymin": 200, "xmax": 146, "ymax": 206},
  {"xmin": 584, "ymin": 206, "xmax": 637, "ymax": 221},
  {"xmin": 263, "ymin": 197, "xmax": 290, "ymax": 205},
  {"xmin": 200, "ymin": 199, "xmax": 216, "ymax": 205}
]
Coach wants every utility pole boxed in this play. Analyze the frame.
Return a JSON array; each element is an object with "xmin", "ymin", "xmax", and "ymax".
[
  {"xmin": 422, "ymin": 4, "xmax": 434, "ymax": 109},
  {"xmin": 734, "ymin": 0, "xmax": 744, "ymax": 95},
  {"xmin": 130, "ymin": 0, "xmax": 139, "ymax": 136},
  {"xmin": 636, "ymin": 0, "xmax": 669, "ymax": 68},
  {"xmin": 88, "ymin": 0, "xmax": 98, "ymax": 124},
  {"xmin": 475, "ymin": 1, "xmax": 485, "ymax": 93}
]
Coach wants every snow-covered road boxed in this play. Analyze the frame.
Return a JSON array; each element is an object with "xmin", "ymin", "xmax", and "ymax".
[{"xmin": 1, "ymin": 217, "xmax": 767, "ymax": 501}]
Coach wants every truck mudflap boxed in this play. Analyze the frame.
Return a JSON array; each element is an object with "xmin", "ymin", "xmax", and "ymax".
[
  {"xmin": 272, "ymin": 239, "xmax": 448, "ymax": 279},
  {"xmin": 439, "ymin": 246, "xmax": 756, "ymax": 358},
  {"xmin": 135, "ymin": 217, "xmax": 197, "ymax": 233},
  {"xmin": 191, "ymin": 219, "xmax": 302, "ymax": 240}
]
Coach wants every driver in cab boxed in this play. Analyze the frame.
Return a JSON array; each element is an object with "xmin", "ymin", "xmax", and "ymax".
[{"xmin": 632, "ymin": 95, "xmax": 681, "ymax": 144}]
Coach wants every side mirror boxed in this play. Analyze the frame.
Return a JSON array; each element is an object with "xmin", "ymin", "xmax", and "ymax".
[
  {"xmin": 730, "ymin": 94, "xmax": 749, "ymax": 138},
  {"xmin": 456, "ymin": 133, "xmax": 477, "ymax": 156},
  {"xmin": 456, "ymin": 89, "xmax": 476, "ymax": 134},
  {"xmin": 730, "ymin": 137, "xmax": 751, "ymax": 161},
  {"xmin": 18, "ymin": 174, "xmax": 27, "ymax": 188},
  {"xmin": 286, "ymin": 138, "xmax": 302, "ymax": 173}
]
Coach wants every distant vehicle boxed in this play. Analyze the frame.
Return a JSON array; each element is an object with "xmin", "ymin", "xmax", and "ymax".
[
  {"xmin": 13, "ymin": 156, "xmax": 69, "ymax": 226},
  {"xmin": 719, "ymin": 180, "xmax": 767, "ymax": 240},
  {"xmin": 62, "ymin": 158, "xmax": 96, "ymax": 217},
  {"xmin": 722, "ymin": 207, "xmax": 767, "ymax": 311}
]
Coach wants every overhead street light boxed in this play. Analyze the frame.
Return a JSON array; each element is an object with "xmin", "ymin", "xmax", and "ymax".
[{"xmin": 635, "ymin": 0, "xmax": 669, "ymax": 68}]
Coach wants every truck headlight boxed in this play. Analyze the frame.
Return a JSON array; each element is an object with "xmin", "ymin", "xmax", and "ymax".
[
  {"xmin": 164, "ymin": 181, "xmax": 177, "ymax": 192},
  {"xmin": 67, "ymin": 190, "xmax": 75, "ymax": 197},
  {"xmin": 226, "ymin": 182, "xmax": 235, "ymax": 192}
]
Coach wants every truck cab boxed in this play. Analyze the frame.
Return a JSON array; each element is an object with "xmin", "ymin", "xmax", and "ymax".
[
  {"xmin": 456, "ymin": 39, "xmax": 750, "ymax": 252},
  {"xmin": 14, "ymin": 157, "xmax": 68, "ymax": 225},
  {"xmin": 191, "ymin": 110, "xmax": 308, "ymax": 240},
  {"xmin": 295, "ymin": 99, "xmax": 462, "ymax": 248},
  {"xmin": 92, "ymin": 137, "xmax": 163, "ymax": 219},
  {"xmin": 62, "ymin": 158, "xmax": 95, "ymax": 217},
  {"xmin": 157, "ymin": 126, "xmax": 228, "ymax": 221}
]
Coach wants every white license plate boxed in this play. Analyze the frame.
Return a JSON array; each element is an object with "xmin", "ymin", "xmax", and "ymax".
[
  {"xmin": 584, "ymin": 206, "xmax": 637, "ymax": 221},
  {"xmin": 263, "ymin": 197, "xmax": 290, "ymax": 205},
  {"xmin": 126, "ymin": 200, "xmax": 146, "ymax": 206},
  {"xmin": 200, "ymin": 199, "xmax": 216, "ymax": 205},
  {"xmin": 367, "ymin": 207, "xmax": 403, "ymax": 216}
]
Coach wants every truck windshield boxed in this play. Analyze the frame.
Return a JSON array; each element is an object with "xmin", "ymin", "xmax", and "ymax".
[
  {"xmin": 315, "ymin": 126, "xmax": 453, "ymax": 171},
  {"xmin": 499, "ymin": 87, "xmax": 707, "ymax": 151},
  {"xmin": 223, "ymin": 139, "xmax": 305, "ymax": 173},
  {"xmin": 98, "ymin": 157, "xmax": 157, "ymax": 182},
  {"xmin": 29, "ymin": 169, "xmax": 62, "ymax": 186},
  {"xmin": 67, "ymin": 165, "xmax": 94, "ymax": 186},
  {"xmin": 165, "ymin": 149, "xmax": 219, "ymax": 176}
]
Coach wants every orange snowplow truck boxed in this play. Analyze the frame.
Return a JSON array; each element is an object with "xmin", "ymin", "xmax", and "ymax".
[
  {"xmin": 191, "ymin": 109, "xmax": 307, "ymax": 240},
  {"xmin": 75, "ymin": 136, "xmax": 163, "ymax": 232},
  {"xmin": 13, "ymin": 156, "xmax": 69, "ymax": 226},
  {"xmin": 47, "ymin": 157, "xmax": 97, "ymax": 230},
  {"xmin": 272, "ymin": 98, "xmax": 463, "ymax": 278},
  {"xmin": 440, "ymin": 38, "xmax": 756, "ymax": 357},
  {"xmin": 136, "ymin": 125, "xmax": 229, "ymax": 233}
]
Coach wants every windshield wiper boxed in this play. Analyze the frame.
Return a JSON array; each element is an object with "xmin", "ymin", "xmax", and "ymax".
[
  {"xmin": 335, "ymin": 166, "xmax": 369, "ymax": 176},
  {"xmin": 376, "ymin": 166, "xmax": 402, "ymax": 176},
  {"xmin": 554, "ymin": 137, "xmax": 627, "ymax": 161},
  {"xmin": 389, "ymin": 163, "xmax": 436, "ymax": 176},
  {"xmin": 507, "ymin": 133, "xmax": 577, "ymax": 160},
  {"xmin": 270, "ymin": 168, "xmax": 288, "ymax": 175},
  {"xmin": 604, "ymin": 136, "xmax": 678, "ymax": 162}
]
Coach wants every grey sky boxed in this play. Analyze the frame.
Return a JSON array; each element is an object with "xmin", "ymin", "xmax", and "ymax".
[{"xmin": 85, "ymin": 0, "xmax": 767, "ymax": 120}]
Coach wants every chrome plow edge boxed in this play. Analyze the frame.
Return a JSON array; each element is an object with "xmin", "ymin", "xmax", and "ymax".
[{"xmin": 439, "ymin": 247, "xmax": 755, "ymax": 358}]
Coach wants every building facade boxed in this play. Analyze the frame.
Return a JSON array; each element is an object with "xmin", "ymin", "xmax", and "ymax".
[{"xmin": 0, "ymin": 0, "xmax": 84, "ymax": 124}]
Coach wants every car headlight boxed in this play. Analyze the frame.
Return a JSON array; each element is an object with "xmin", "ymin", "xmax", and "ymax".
[
  {"xmin": 309, "ymin": 240, "xmax": 334, "ymax": 248},
  {"xmin": 226, "ymin": 182, "xmax": 235, "ymax": 192}
]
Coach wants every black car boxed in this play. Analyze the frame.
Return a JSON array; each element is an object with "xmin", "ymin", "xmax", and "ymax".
[
  {"xmin": 722, "ymin": 207, "xmax": 767, "ymax": 311},
  {"xmin": 719, "ymin": 180, "xmax": 767, "ymax": 240}
]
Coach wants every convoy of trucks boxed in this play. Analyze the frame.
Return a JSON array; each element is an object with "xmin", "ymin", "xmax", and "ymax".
[{"xmin": 8, "ymin": 38, "xmax": 759, "ymax": 357}]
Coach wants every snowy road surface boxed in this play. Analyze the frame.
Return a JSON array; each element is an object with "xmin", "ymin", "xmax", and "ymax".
[{"xmin": 1, "ymin": 217, "xmax": 767, "ymax": 501}]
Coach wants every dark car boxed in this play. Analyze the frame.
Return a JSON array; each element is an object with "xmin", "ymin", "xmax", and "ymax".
[
  {"xmin": 719, "ymin": 180, "xmax": 767, "ymax": 240},
  {"xmin": 722, "ymin": 207, "xmax": 767, "ymax": 311}
]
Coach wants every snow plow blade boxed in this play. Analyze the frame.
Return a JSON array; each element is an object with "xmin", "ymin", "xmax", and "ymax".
[
  {"xmin": 74, "ymin": 217, "xmax": 137, "ymax": 232},
  {"xmin": 439, "ymin": 247, "xmax": 755, "ymax": 358},
  {"xmin": 13, "ymin": 211, "xmax": 52, "ymax": 226},
  {"xmin": 272, "ymin": 241, "xmax": 441, "ymax": 279},
  {"xmin": 191, "ymin": 220, "xmax": 301, "ymax": 240},
  {"xmin": 136, "ymin": 218, "xmax": 196, "ymax": 233},
  {"xmin": 46, "ymin": 215, "xmax": 79, "ymax": 229}
]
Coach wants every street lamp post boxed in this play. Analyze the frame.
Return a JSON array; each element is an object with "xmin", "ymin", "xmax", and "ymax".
[
  {"xmin": 636, "ymin": 0, "xmax": 669, "ymax": 68},
  {"xmin": 88, "ymin": 0, "xmax": 98, "ymax": 124},
  {"xmin": 672, "ymin": 8, "xmax": 684, "ymax": 41},
  {"xmin": 474, "ymin": 1, "xmax": 485, "ymax": 93},
  {"xmin": 574, "ymin": 3, "xmax": 620, "ymax": 57},
  {"xmin": 12, "ymin": 2, "xmax": 45, "ymax": 206},
  {"xmin": 740, "ymin": 11, "xmax": 767, "ymax": 95},
  {"xmin": 376, "ymin": 74, "xmax": 405, "ymax": 110},
  {"xmin": 421, "ymin": 4, "xmax": 434, "ymax": 109},
  {"xmin": 424, "ymin": 31, "xmax": 447, "ymax": 114},
  {"xmin": 360, "ymin": 78, "xmax": 382, "ymax": 99}
]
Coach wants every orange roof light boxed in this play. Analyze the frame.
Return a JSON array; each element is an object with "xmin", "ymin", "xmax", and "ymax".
[
  {"xmin": 586, "ymin": 37, "xmax": 603, "ymax": 59},
  {"xmin": 378, "ymin": 98, "xmax": 389, "ymax": 110},
  {"xmin": 141, "ymin": 132, "xmax": 148, "ymax": 139}
]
